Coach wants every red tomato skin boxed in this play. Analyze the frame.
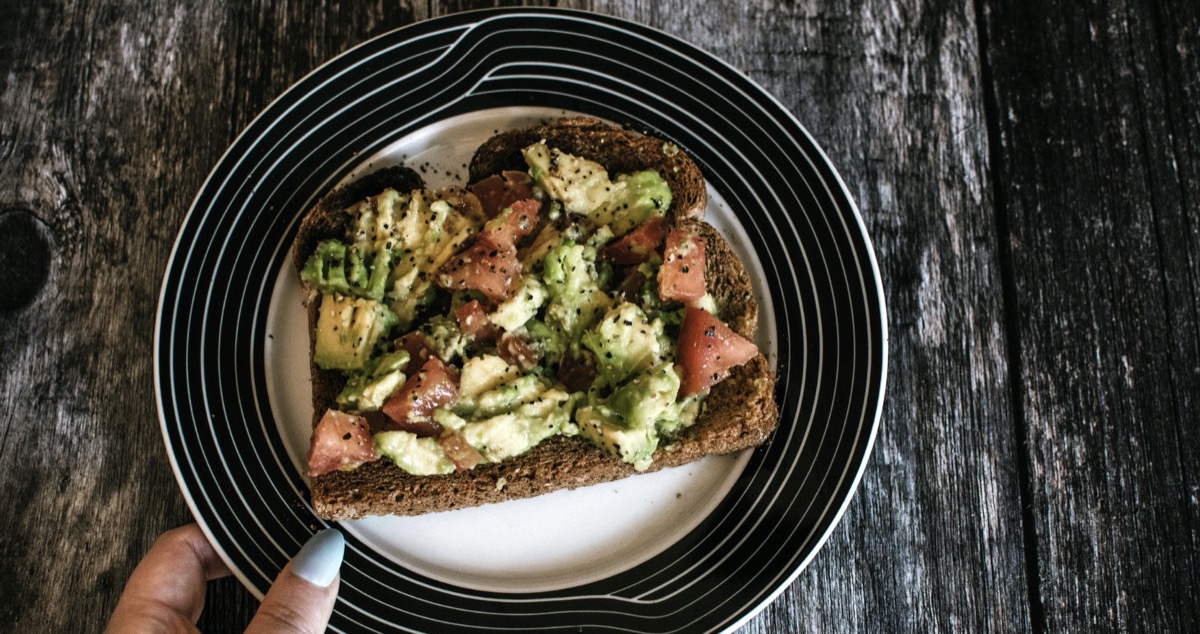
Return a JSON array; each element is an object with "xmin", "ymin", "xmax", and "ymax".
[
  {"xmin": 395, "ymin": 331, "xmax": 437, "ymax": 365},
  {"xmin": 658, "ymin": 228, "xmax": 706, "ymax": 303},
  {"xmin": 381, "ymin": 357, "xmax": 460, "ymax": 436},
  {"xmin": 436, "ymin": 237, "xmax": 522, "ymax": 303},
  {"xmin": 496, "ymin": 331, "xmax": 542, "ymax": 370},
  {"xmin": 454, "ymin": 299, "xmax": 497, "ymax": 340},
  {"xmin": 557, "ymin": 350, "xmax": 597, "ymax": 393},
  {"xmin": 479, "ymin": 199, "xmax": 540, "ymax": 247},
  {"xmin": 470, "ymin": 171, "xmax": 534, "ymax": 218},
  {"xmin": 601, "ymin": 216, "xmax": 669, "ymax": 265},
  {"xmin": 677, "ymin": 306, "xmax": 759, "ymax": 396},
  {"xmin": 438, "ymin": 431, "xmax": 484, "ymax": 471},
  {"xmin": 307, "ymin": 409, "xmax": 379, "ymax": 477}
]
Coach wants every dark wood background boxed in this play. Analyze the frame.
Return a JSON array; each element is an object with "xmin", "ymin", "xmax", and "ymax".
[{"xmin": 2, "ymin": 0, "xmax": 1197, "ymax": 631}]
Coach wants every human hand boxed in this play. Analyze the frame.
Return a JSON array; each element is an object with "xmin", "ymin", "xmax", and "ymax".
[{"xmin": 106, "ymin": 524, "xmax": 344, "ymax": 634}]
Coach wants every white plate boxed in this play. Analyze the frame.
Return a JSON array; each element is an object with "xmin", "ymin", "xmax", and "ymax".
[{"xmin": 157, "ymin": 9, "xmax": 886, "ymax": 632}]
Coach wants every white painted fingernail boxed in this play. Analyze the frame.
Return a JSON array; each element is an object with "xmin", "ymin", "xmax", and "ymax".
[{"xmin": 290, "ymin": 529, "xmax": 344, "ymax": 587}]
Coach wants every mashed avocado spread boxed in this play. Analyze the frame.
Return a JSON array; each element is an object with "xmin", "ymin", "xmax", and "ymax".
[{"xmin": 303, "ymin": 141, "xmax": 713, "ymax": 474}]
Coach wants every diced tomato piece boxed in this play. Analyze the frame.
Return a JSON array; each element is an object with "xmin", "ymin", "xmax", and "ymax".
[
  {"xmin": 436, "ymin": 186, "xmax": 487, "ymax": 224},
  {"xmin": 676, "ymin": 306, "xmax": 759, "ymax": 396},
  {"xmin": 478, "ymin": 199, "xmax": 540, "ymax": 248},
  {"xmin": 557, "ymin": 351, "xmax": 597, "ymax": 393},
  {"xmin": 438, "ymin": 431, "xmax": 484, "ymax": 471},
  {"xmin": 497, "ymin": 332, "xmax": 542, "ymax": 371},
  {"xmin": 658, "ymin": 228, "xmax": 706, "ymax": 303},
  {"xmin": 360, "ymin": 410, "xmax": 390, "ymax": 434},
  {"xmin": 381, "ymin": 357, "xmax": 460, "ymax": 437},
  {"xmin": 395, "ymin": 331, "xmax": 437, "ymax": 365},
  {"xmin": 613, "ymin": 268, "xmax": 648, "ymax": 304},
  {"xmin": 436, "ymin": 237, "xmax": 522, "ymax": 303},
  {"xmin": 454, "ymin": 299, "xmax": 498, "ymax": 340},
  {"xmin": 470, "ymin": 171, "xmax": 535, "ymax": 218},
  {"xmin": 307, "ymin": 409, "xmax": 379, "ymax": 477},
  {"xmin": 601, "ymin": 216, "xmax": 668, "ymax": 265}
]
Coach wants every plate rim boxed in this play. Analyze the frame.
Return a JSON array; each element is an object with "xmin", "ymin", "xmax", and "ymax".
[{"xmin": 154, "ymin": 7, "xmax": 889, "ymax": 632}]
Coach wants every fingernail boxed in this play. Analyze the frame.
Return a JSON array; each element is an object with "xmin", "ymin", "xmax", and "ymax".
[{"xmin": 290, "ymin": 528, "xmax": 344, "ymax": 587}]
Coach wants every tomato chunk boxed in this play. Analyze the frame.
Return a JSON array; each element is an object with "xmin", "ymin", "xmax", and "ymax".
[
  {"xmin": 436, "ymin": 237, "xmax": 522, "ymax": 303},
  {"xmin": 497, "ymin": 331, "xmax": 542, "ymax": 371},
  {"xmin": 395, "ymin": 330, "xmax": 437, "ymax": 365},
  {"xmin": 676, "ymin": 306, "xmax": 759, "ymax": 396},
  {"xmin": 470, "ymin": 171, "xmax": 534, "ymax": 218},
  {"xmin": 381, "ymin": 357, "xmax": 460, "ymax": 437},
  {"xmin": 557, "ymin": 350, "xmax": 597, "ymax": 393},
  {"xmin": 454, "ymin": 299, "xmax": 498, "ymax": 340},
  {"xmin": 601, "ymin": 216, "xmax": 668, "ymax": 265},
  {"xmin": 307, "ymin": 409, "xmax": 379, "ymax": 477},
  {"xmin": 438, "ymin": 431, "xmax": 484, "ymax": 472},
  {"xmin": 478, "ymin": 198, "xmax": 540, "ymax": 248},
  {"xmin": 658, "ymin": 228, "xmax": 706, "ymax": 303}
]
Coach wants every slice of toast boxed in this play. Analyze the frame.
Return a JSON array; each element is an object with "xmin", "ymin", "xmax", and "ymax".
[{"xmin": 296, "ymin": 120, "xmax": 777, "ymax": 520}]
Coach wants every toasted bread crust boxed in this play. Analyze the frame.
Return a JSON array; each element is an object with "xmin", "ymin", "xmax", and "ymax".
[
  {"xmin": 469, "ymin": 117, "xmax": 707, "ymax": 223},
  {"xmin": 298, "ymin": 120, "xmax": 777, "ymax": 520}
]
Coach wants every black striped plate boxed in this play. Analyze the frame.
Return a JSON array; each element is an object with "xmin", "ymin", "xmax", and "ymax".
[{"xmin": 156, "ymin": 8, "xmax": 887, "ymax": 632}]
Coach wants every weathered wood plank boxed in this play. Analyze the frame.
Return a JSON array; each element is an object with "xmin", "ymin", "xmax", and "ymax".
[
  {"xmin": 583, "ymin": 0, "xmax": 1031, "ymax": 630},
  {"xmin": 0, "ymin": 0, "xmax": 1028, "ymax": 631},
  {"xmin": 28, "ymin": 0, "xmax": 1200, "ymax": 631},
  {"xmin": 982, "ymin": 0, "xmax": 1200, "ymax": 629},
  {"xmin": 0, "ymin": 1, "xmax": 241, "ymax": 631}
]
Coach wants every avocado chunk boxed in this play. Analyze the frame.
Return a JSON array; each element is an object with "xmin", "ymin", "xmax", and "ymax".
[
  {"xmin": 301, "ymin": 239, "xmax": 392, "ymax": 300},
  {"xmin": 337, "ymin": 369, "xmax": 405, "ymax": 411},
  {"xmin": 418, "ymin": 314, "xmax": 467, "ymax": 363},
  {"xmin": 655, "ymin": 393, "xmax": 704, "ymax": 438},
  {"xmin": 301, "ymin": 191, "xmax": 415, "ymax": 302},
  {"xmin": 313, "ymin": 293, "xmax": 398, "ymax": 371},
  {"xmin": 576, "ymin": 404, "xmax": 658, "ymax": 471},
  {"xmin": 523, "ymin": 142, "xmax": 613, "ymax": 215},
  {"xmin": 458, "ymin": 354, "xmax": 522, "ymax": 401},
  {"xmin": 340, "ymin": 188, "xmax": 482, "ymax": 330},
  {"xmin": 542, "ymin": 241, "xmax": 611, "ymax": 339},
  {"xmin": 522, "ymin": 143, "xmax": 670, "ymax": 236},
  {"xmin": 609, "ymin": 362, "xmax": 682, "ymax": 429},
  {"xmin": 591, "ymin": 170, "xmax": 671, "ymax": 236},
  {"xmin": 581, "ymin": 301, "xmax": 669, "ymax": 386},
  {"xmin": 432, "ymin": 407, "xmax": 469, "ymax": 432},
  {"xmin": 300, "ymin": 240, "xmax": 353, "ymax": 295},
  {"xmin": 461, "ymin": 391, "xmax": 575, "ymax": 462},
  {"xmin": 474, "ymin": 375, "xmax": 549, "ymax": 418},
  {"xmin": 576, "ymin": 360, "xmax": 679, "ymax": 468},
  {"xmin": 336, "ymin": 349, "xmax": 411, "ymax": 411},
  {"xmin": 490, "ymin": 276, "xmax": 547, "ymax": 332},
  {"xmin": 524, "ymin": 318, "xmax": 566, "ymax": 365},
  {"xmin": 374, "ymin": 430, "xmax": 454, "ymax": 475}
]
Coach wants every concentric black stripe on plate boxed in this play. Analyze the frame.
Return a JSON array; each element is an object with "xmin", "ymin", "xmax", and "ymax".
[{"xmin": 155, "ymin": 8, "xmax": 886, "ymax": 633}]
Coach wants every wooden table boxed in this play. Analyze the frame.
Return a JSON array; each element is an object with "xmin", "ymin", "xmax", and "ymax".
[{"xmin": 3, "ymin": 1, "xmax": 1197, "ymax": 631}]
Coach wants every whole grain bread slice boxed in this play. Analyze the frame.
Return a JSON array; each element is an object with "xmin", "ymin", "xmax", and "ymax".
[{"xmin": 297, "ymin": 120, "xmax": 777, "ymax": 520}]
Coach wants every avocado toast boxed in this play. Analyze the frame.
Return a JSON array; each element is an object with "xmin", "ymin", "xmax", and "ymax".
[{"xmin": 294, "ymin": 118, "xmax": 777, "ymax": 520}]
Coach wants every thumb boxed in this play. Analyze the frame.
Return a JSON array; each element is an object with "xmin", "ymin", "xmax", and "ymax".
[{"xmin": 246, "ymin": 529, "xmax": 344, "ymax": 634}]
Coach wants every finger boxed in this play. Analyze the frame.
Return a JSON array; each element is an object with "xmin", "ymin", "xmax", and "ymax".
[
  {"xmin": 106, "ymin": 524, "xmax": 232, "ymax": 633},
  {"xmin": 245, "ymin": 528, "xmax": 344, "ymax": 634}
]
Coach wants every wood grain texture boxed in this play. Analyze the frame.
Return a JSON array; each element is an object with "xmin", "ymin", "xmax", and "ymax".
[
  {"xmin": 638, "ymin": 0, "xmax": 1032, "ymax": 630},
  {"xmin": 2, "ymin": 0, "xmax": 1199, "ymax": 632},
  {"xmin": 0, "ymin": 2, "xmax": 236, "ymax": 630},
  {"xmin": 982, "ymin": 0, "xmax": 1200, "ymax": 630}
]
